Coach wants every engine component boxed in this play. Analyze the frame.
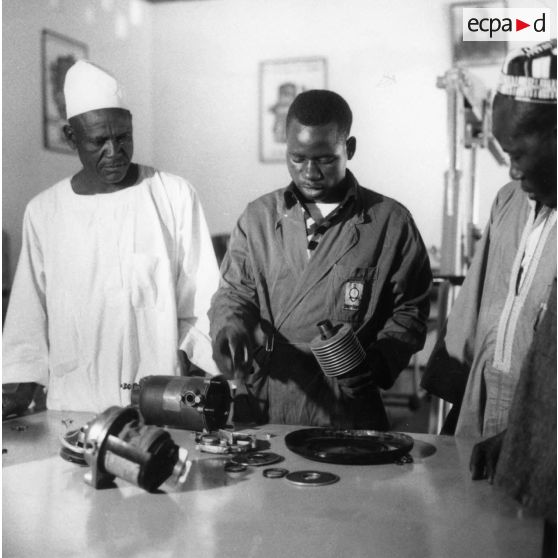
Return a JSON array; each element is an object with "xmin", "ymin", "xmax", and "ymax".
[
  {"xmin": 309, "ymin": 320, "xmax": 366, "ymax": 378},
  {"xmin": 195, "ymin": 429, "xmax": 256, "ymax": 454},
  {"xmin": 285, "ymin": 470, "xmax": 340, "ymax": 487},
  {"xmin": 82, "ymin": 406, "xmax": 189, "ymax": 492},
  {"xmin": 131, "ymin": 375, "xmax": 232, "ymax": 432},
  {"xmin": 285, "ymin": 428, "xmax": 414, "ymax": 465}
]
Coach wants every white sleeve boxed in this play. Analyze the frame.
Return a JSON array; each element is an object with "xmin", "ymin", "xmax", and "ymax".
[
  {"xmin": 176, "ymin": 185, "xmax": 221, "ymax": 376},
  {"xmin": 2, "ymin": 206, "xmax": 50, "ymax": 386}
]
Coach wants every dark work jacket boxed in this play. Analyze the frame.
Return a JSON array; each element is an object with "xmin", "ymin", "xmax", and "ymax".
[{"xmin": 209, "ymin": 170, "xmax": 432, "ymax": 428}]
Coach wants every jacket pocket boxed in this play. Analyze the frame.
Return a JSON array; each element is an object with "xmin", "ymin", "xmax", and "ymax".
[{"xmin": 330, "ymin": 264, "xmax": 376, "ymax": 325}]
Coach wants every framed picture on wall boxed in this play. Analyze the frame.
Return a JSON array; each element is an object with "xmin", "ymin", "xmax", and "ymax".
[
  {"xmin": 259, "ymin": 57, "xmax": 327, "ymax": 163},
  {"xmin": 42, "ymin": 29, "xmax": 88, "ymax": 154},
  {"xmin": 450, "ymin": 1, "xmax": 507, "ymax": 66}
]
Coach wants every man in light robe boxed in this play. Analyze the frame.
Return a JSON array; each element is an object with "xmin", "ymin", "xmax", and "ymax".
[
  {"xmin": 2, "ymin": 60, "xmax": 220, "ymax": 415},
  {"xmin": 422, "ymin": 40, "xmax": 556, "ymax": 437}
]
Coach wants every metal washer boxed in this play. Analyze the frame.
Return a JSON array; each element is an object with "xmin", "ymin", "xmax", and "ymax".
[
  {"xmin": 263, "ymin": 467, "xmax": 289, "ymax": 479},
  {"xmin": 286, "ymin": 470, "xmax": 340, "ymax": 487}
]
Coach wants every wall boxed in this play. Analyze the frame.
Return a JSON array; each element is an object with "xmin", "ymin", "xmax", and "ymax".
[
  {"xmin": 150, "ymin": 0, "xmax": 514, "ymax": 262},
  {"xmin": 2, "ymin": 0, "xmax": 154, "ymax": 281}
]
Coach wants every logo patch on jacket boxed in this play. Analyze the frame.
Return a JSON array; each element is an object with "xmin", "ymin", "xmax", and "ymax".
[{"xmin": 343, "ymin": 280, "xmax": 364, "ymax": 310}]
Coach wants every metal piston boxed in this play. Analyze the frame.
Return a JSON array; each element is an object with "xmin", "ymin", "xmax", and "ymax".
[{"xmin": 309, "ymin": 320, "xmax": 366, "ymax": 377}]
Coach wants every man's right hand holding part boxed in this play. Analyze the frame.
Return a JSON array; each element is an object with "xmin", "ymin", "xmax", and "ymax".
[{"xmin": 213, "ymin": 323, "xmax": 256, "ymax": 381}]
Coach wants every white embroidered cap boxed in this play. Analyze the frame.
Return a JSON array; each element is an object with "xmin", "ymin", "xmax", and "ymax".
[
  {"xmin": 496, "ymin": 39, "xmax": 556, "ymax": 104},
  {"xmin": 63, "ymin": 60, "xmax": 129, "ymax": 119}
]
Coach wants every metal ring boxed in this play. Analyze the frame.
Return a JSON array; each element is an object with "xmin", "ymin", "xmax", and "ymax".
[
  {"xmin": 263, "ymin": 467, "xmax": 289, "ymax": 479},
  {"xmin": 224, "ymin": 461, "xmax": 248, "ymax": 474}
]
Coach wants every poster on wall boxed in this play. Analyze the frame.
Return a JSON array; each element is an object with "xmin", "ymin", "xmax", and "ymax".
[
  {"xmin": 42, "ymin": 29, "xmax": 88, "ymax": 154},
  {"xmin": 259, "ymin": 57, "xmax": 327, "ymax": 163}
]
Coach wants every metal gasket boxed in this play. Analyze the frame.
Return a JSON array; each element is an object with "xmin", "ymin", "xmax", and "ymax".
[
  {"xmin": 285, "ymin": 428, "xmax": 414, "ymax": 465},
  {"xmin": 286, "ymin": 470, "xmax": 340, "ymax": 487},
  {"xmin": 230, "ymin": 451, "xmax": 283, "ymax": 467}
]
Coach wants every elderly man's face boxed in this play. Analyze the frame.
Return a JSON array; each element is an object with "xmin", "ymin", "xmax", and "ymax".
[
  {"xmin": 66, "ymin": 108, "xmax": 135, "ymax": 189},
  {"xmin": 492, "ymin": 95, "xmax": 557, "ymax": 207},
  {"xmin": 286, "ymin": 119, "xmax": 356, "ymax": 203}
]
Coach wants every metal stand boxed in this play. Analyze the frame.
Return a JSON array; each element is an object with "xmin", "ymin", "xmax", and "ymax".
[{"xmin": 429, "ymin": 68, "xmax": 507, "ymax": 433}]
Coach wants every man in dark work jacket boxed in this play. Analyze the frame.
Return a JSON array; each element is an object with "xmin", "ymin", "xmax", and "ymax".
[{"xmin": 209, "ymin": 89, "xmax": 431, "ymax": 428}]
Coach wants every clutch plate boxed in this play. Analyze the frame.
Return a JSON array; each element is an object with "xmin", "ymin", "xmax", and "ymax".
[{"xmin": 285, "ymin": 428, "xmax": 414, "ymax": 465}]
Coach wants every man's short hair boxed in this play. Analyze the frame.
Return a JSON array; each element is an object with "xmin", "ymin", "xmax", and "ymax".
[
  {"xmin": 286, "ymin": 90, "xmax": 353, "ymax": 137},
  {"xmin": 494, "ymin": 92, "xmax": 557, "ymax": 137}
]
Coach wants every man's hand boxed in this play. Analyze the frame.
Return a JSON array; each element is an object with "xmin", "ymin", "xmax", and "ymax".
[
  {"xmin": 213, "ymin": 324, "xmax": 254, "ymax": 380},
  {"xmin": 469, "ymin": 430, "xmax": 506, "ymax": 482}
]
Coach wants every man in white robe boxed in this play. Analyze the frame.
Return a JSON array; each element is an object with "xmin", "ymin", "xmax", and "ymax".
[
  {"xmin": 3, "ymin": 61, "xmax": 220, "ymax": 414},
  {"xmin": 422, "ymin": 40, "xmax": 556, "ymax": 438}
]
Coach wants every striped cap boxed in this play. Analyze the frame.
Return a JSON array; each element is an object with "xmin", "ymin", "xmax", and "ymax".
[{"xmin": 496, "ymin": 39, "xmax": 556, "ymax": 104}]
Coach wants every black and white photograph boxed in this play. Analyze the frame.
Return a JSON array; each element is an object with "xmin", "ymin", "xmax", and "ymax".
[{"xmin": 2, "ymin": 1, "xmax": 556, "ymax": 557}]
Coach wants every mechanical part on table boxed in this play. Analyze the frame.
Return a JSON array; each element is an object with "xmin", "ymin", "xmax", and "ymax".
[
  {"xmin": 285, "ymin": 428, "xmax": 414, "ymax": 465},
  {"xmin": 82, "ymin": 406, "xmax": 189, "ymax": 492},
  {"xmin": 431, "ymin": 68, "xmax": 508, "ymax": 434},
  {"xmin": 309, "ymin": 320, "xmax": 366, "ymax": 378},
  {"xmin": 195, "ymin": 429, "xmax": 257, "ymax": 454},
  {"xmin": 230, "ymin": 451, "xmax": 284, "ymax": 467},
  {"xmin": 286, "ymin": 470, "xmax": 340, "ymax": 487},
  {"xmin": 263, "ymin": 467, "xmax": 289, "ymax": 479},
  {"xmin": 131, "ymin": 375, "xmax": 232, "ymax": 432},
  {"xmin": 60, "ymin": 425, "xmax": 87, "ymax": 465}
]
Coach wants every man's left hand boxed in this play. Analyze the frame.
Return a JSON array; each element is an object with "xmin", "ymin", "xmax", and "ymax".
[{"xmin": 469, "ymin": 430, "xmax": 507, "ymax": 482}]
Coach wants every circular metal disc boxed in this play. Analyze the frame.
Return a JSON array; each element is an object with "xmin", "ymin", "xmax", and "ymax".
[
  {"xmin": 286, "ymin": 470, "xmax": 340, "ymax": 487},
  {"xmin": 285, "ymin": 428, "xmax": 414, "ymax": 465},
  {"xmin": 231, "ymin": 451, "xmax": 283, "ymax": 467}
]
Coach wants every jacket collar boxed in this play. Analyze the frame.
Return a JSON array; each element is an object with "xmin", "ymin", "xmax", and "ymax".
[{"xmin": 282, "ymin": 169, "xmax": 361, "ymax": 216}]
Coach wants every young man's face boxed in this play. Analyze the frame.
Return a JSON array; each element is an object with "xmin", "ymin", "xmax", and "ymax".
[
  {"xmin": 492, "ymin": 95, "xmax": 557, "ymax": 208},
  {"xmin": 66, "ymin": 108, "xmax": 135, "ymax": 189},
  {"xmin": 286, "ymin": 119, "xmax": 356, "ymax": 203}
]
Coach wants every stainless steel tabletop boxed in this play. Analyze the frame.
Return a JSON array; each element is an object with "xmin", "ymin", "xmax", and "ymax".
[{"xmin": 2, "ymin": 410, "xmax": 543, "ymax": 558}]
